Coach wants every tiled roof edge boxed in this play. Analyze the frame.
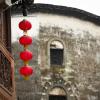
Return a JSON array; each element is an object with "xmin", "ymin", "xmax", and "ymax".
[{"xmin": 11, "ymin": 3, "xmax": 100, "ymax": 25}]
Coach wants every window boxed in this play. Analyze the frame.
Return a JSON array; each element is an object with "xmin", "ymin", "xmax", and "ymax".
[{"xmin": 50, "ymin": 41, "xmax": 64, "ymax": 66}]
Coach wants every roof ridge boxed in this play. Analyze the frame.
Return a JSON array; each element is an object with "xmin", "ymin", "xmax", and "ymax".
[{"xmin": 11, "ymin": 3, "xmax": 100, "ymax": 25}]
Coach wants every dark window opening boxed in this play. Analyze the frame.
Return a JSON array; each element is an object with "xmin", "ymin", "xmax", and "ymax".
[
  {"xmin": 49, "ymin": 95, "xmax": 67, "ymax": 100},
  {"xmin": 50, "ymin": 49, "xmax": 63, "ymax": 66},
  {"xmin": 50, "ymin": 40, "xmax": 64, "ymax": 66}
]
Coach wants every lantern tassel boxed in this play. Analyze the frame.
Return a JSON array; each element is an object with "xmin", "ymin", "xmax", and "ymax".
[
  {"xmin": 24, "ymin": 76, "xmax": 29, "ymax": 80},
  {"xmin": 24, "ymin": 30, "xmax": 28, "ymax": 35},
  {"xmin": 24, "ymin": 61, "xmax": 28, "ymax": 65},
  {"xmin": 24, "ymin": 45, "xmax": 28, "ymax": 50}
]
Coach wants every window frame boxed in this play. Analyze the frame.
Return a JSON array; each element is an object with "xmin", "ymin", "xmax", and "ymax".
[{"xmin": 47, "ymin": 39, "xmax": 66, "ymax": 68}]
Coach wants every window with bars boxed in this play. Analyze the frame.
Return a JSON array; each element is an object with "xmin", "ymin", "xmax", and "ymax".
[
  {"xmin": 50, "ymin": 49, "xmax": 63, "ymax": 66},
  {"xmin": 50, "ymin": 40, "xmax": 64, "ymax": 66}
]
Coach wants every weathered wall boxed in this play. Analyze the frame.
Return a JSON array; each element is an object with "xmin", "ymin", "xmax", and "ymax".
[
  {"xmin": 37, "ymin": 13, "xmax": 100, "ymax": 100},
  {"xmin": 12, "ymin": 13, "xmax": 100, "ymax": 100}
]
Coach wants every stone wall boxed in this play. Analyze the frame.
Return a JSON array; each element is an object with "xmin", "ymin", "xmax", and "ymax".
[
  {"xmin": 39, "ymin": 25, "xmax": 100, "ymax": 100},
  {"xmin": 12, "ymin": 13, "xmax": 100, "ymax": 100}
]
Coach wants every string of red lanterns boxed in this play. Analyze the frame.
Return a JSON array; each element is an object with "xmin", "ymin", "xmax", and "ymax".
[{"xmin": 19, "ymin": 19, "xmax": 34, "ymax": 80}]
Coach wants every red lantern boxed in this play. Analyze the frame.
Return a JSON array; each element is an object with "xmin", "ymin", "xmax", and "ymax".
[
  {"xmin": 20, "ymin": 66, "xmax": 33, "ymax": 78},
  {"xmin": 20, "ymin": 50, "xmax": 33, "ymax": 61},
  {"xmin": 19, "ymin": 19, "xmax": 32, "ymax": 31},
  {"xmin": 19, "ymin": 19, "xmax": 34, "ymax": 80},
  {"xmin": 19, "ymin": 35, "xmax": 32, "ymax": 45}
]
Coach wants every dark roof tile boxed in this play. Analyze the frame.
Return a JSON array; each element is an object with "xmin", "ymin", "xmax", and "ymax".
[{"xmin": 11, "ymin": 3, "xmax": 100, "ymax": 25}]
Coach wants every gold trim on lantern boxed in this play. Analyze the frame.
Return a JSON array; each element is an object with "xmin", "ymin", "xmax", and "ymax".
[
  {"xmin": 24, "ymin": 61, "xmax": 29, "ymax": 65},
  {"xmin": 24, "ymin": 76, "xmax": 29, "ymax": 80},
  {"xmin": 24, "ymin": 45, "xmax": 28, "ymax": 50}
]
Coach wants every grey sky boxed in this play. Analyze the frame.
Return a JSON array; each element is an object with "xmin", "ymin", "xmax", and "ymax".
[{"xmin": 35, "ymin": 0, "xmax": 100, "ymax": 16}]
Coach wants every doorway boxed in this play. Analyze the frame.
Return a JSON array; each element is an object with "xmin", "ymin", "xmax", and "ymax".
[
  {"xmin": 49, "ymin": 87, "xmax": 67, "ymax": 100},
  {"xmin": 49, "ymin": 95, "xmax": 67, "ymax": 100}
]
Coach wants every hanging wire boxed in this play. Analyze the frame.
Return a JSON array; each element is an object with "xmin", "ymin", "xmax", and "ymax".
[{"xmin": 0, "ymin": 0, "xmax": 22, "ymax": 14}]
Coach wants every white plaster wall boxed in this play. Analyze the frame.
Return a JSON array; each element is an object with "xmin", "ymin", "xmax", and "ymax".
[
  {"xmin": 35, "ymin": 13, "xmax": 100, "ymax": 37},
  {"xmin": 11, "ymin": 13, "xmax": 100, "ymax": 42},
  {"xmin": 11, "ymin": 11, "xmax": 100, "ymax": 100}
]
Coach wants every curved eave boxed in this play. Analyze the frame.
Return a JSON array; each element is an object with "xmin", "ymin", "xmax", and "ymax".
[
  {"xmin": 11, "ymin": 3, "xmax": 100, "ymax": 26},
  {"xmin": 0, "ymin": 1, "xmax": 9, "ymax": 9}
]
